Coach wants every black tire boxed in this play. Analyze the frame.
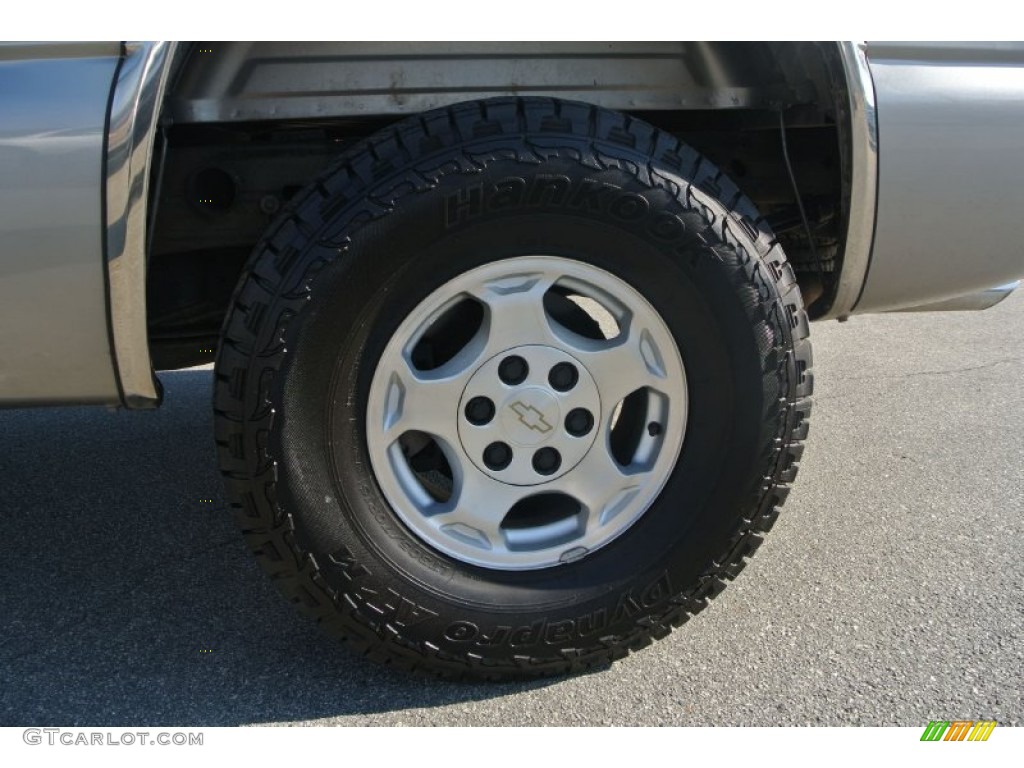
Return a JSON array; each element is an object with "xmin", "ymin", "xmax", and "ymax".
[{"xmin": 214, "ymin": 97, "xmax": 812, "ymax": 680}]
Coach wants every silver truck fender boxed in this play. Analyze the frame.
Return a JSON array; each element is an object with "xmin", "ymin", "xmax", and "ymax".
[{"xmin": 105, "ymin": 41, "xmax": 178, "ymax": 408}]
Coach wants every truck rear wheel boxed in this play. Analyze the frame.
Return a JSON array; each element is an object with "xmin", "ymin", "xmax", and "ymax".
[{"xmin": 214, "ymin": 97, "xmax": 812, "ymax": 679}]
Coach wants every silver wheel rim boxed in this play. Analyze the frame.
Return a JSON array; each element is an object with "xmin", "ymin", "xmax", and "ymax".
[{"xmin": 366, "ymin": 256, "xmax": 687, "ymax": 570}]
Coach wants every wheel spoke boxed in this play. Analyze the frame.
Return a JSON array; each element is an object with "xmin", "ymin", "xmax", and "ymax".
[
  {"xmin": 549, "ymin": 441, "xmax": 642, "ymax": 530},
  {"xmin": 468, "ymin": 270, "xmax": 562, "ymax": 355},
  {"xmin": 375, "ymin": 357, "xmax": 469, "ymax": 447},
  {"xmin": 430, "ymin": 469, "xmax": 527, "ymax": 553},
  {"xmin": 569, "ymin": 319, "xmax": 677, "ymax": 409}
]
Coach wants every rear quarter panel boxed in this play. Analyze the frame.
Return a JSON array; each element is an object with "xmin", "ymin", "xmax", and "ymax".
[
  {"xmin": 856, "ymin": 42, "xmax": 1024, "ymax": 313},
  {"xmin": 0, "ymin": 43, "xmax": 122, "ymax": 405}
]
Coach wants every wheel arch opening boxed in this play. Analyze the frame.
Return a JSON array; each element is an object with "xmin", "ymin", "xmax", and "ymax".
[{"xmin": 146, "ymin": 41, "xmax": 853, "ymax": 371}]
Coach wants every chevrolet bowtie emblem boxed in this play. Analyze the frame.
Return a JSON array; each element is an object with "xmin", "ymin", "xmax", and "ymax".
[{"xmin": 510, "ymin": 401, "xmax": 554, "ymax": 433}]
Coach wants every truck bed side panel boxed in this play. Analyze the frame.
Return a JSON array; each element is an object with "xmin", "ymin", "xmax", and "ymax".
[
  {"xmin": 0, "ymin": 47, "xmax": 121, "ymax": 405},
  {"xmin": 856, "ymin": 42, "xmax": 1024, "ymax": 313}
]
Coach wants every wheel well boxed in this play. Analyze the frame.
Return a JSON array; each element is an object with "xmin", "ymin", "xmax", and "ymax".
[{"xmin": 147, "ymin": 41, "xmax": 851, "ymax": 370}]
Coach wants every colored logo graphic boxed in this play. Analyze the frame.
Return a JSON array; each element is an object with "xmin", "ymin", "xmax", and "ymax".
[
  {"xmin": 510, "ymin": 401, "xmax": 554, "ymax": 434},
  {"xmin": 920, "ymin": 720, "xmax": 997, "ymax": 741}
]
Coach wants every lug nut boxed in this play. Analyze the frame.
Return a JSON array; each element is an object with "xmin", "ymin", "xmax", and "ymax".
[
  {"xmin": 565, "ymin": 408, "xmax": 594, "ymax": 437},
  {"xmin": 483, "ymin": 441, "xmax": 513, "ymax": 471},
  {"xmin": 464, "ymin": 396, "xmax": 495, "ymax": 425},
  {"xmin": 498, "ymin": 355, "xmax": 529, "ymax": 385},
  {"xmin": 548, "ymin": 362, "xmax": 578, "ymax": 392},
  {"xmin": 532, "ymin": 447, "xmax": 561, "ymax": 476},
  {"xmin": 647, "ymin": 421, "xmax": 662, "ymax": 437}
]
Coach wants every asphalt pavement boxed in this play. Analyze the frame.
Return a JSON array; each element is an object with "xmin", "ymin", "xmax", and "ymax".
[{"xmin": 1, "ymin": 292, "xmax": 1021, "ymax": 726}]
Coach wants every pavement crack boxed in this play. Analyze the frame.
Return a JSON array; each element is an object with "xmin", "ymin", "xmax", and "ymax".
[
  {"xmin": 888, "ymin": 356, "xmax": 1024, "ymax": 380},
  {"xmin": 187, "ymin": 537, "xmax": 242, "ymax": 557},
  {"xmin": 819, "ymin": 357, "xmax": 1023, "ymax": 393}
]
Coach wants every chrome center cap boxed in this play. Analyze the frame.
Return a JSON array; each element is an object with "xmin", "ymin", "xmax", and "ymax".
[{"xmin": 458, "ymin": 344, "xmax": 602, "ymax": 486}]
